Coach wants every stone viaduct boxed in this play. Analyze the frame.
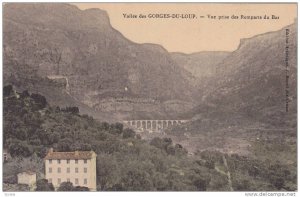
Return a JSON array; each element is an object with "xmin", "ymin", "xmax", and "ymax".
[{"xmin": 123, "ymin": 119, "xmax": 188, "ymax": 132}]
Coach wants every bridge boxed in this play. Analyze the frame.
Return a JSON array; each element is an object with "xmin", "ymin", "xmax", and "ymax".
[{"xmin": 123, "ymin": 119, "xmax": 189, "ymax": 133}]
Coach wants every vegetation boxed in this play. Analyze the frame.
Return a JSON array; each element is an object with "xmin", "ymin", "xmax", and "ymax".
[
  {"xmin": 3, "ymin": 86, "xmax": 296, "ymax": 191},
  {"xmin": 57, "ymin": 182, "xmax": 89, "ymax": 191},
  {"xmin": 195, "ymin": 151, "xmax": 297, "ymax": 191},
  {"xmin": 36, "ymin": 179, "xmax": 54, "ymax": 191}
]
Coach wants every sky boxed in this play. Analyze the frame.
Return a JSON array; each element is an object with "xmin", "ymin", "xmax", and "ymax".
[{"xmin": 74, "ymin": 3, "xmax": 297, "ymax": 53}]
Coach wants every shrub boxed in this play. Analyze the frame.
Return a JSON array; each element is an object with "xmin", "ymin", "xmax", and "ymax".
[
  {"xmin": 3, "ymin": 85, "xmax": 13, "ymax": 97},
  {"xmin": 36, "ymin": 179, "xmax": 54, "ymax": 191},
  {"xmin": 123, "ymin": 128, "xmax": 135, "ymax": 139},
  {"xmin": 3, "ymin": 175, "xmax": 17, "ymax": 184},
  {"xmin": 57, "ymin": 182, "xmax": 74, "ymax": 191},
  {"xmin": 8, "ymin": 140, "xmax": 32, "ymax": 157},
  {"xmin": 31, "ymin": 93, "xmax": 47, "ymax": 109},
  {"xmin": 73, "ymin": 186, "xmax": 89, "ymax": 191}
]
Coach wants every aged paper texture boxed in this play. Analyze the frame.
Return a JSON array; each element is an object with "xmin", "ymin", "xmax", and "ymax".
[{"xmin": 2, "ymin": 3, "xmax": 297, "ymax": 193}]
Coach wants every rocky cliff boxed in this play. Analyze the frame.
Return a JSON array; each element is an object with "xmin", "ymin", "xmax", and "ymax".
[{"xmin": 3, "ymin": 3, "xmax": 196, "ymax": 119}]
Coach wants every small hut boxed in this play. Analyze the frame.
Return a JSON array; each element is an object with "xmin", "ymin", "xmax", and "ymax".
[{"xmin": 17, "ymin": 171, "xmax": 36, "ymax": 188}]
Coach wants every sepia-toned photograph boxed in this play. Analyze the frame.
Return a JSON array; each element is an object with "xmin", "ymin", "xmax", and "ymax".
[{"xmin": 2, "ymin": 2, "xmax": 298, "ymax": 193}]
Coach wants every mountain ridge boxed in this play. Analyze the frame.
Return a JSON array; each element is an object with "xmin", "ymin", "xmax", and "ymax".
[{"xmin": 3, "ymin": 3, "xmax": 197, "ymax": 119}]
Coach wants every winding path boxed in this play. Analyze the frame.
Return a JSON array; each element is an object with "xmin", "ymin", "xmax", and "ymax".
[{"xmin": 222, "ymin": 155, "xmax": 233, "ymax": 191}]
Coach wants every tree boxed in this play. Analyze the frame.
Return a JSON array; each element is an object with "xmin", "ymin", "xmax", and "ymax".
[
  {"xmin": 100, "ymin": 122, "xmax": 110, "ymax": 130},
  {"xmin": 63, "ymin": 107, "xmax": 79, "ymax": 114},
  {"xmin": 57, "ymin": 182, "xmax": 74, "ymax": 191},
  {"xmin": 193, "ymin": 178, "xmax": 207, "ymax": 191},
  {"xmin": 108, "ymin": 183, "xmax": 125, "ymax": 191},
  {"xmin": 109, "ymin": 123, "xmax": 124, "ymax": 135},
  {"xmin": 114, "ymin": 123, "xmax": 124, "ymax": 133},
  {"xmin": 36, "ymin": 146, "xmax": 48, "ymax": 158},
  {"xmin": 150, "ymin": 137, "xmax": 163, "ymax": 149},
  {"xmin": 121, "ymin": 169, "xmax": 153, "ymax": 191},
  {"xmin": 3, "ymin": 175, "xmax": 17, "ymax": 184},
  {"xmin": 71, "ymin": 143, "xmax": 92, "ymax": 151},
  {"xmin": 174, "ymin": 144, "xmax": 188, "ymax": 156},
  {"xmin": 20, "ymin": 90, "xmax": 30, "ymax": 98},
  {"xmin": 55, "ymin": 106, "xmax": 61, "ymax": 113},
  {"xmin": 3, "ymin": 85, "xmax": 13, "ymax": 97},
  {"xmin": 235, "ymin": 179, "xmax": 250, "ymax": 191},
  {"xmin": 73, "ymin": 186, "xmax": 89, "ymax": 191},
  {"xmin": 123, "ymin": 128, "xmax": 135, "ymax": 139},
  {"xmin": 96, "ymin": 155, "xmax": 119, "ymax": 190},
  {"xmin": 248, "ymin": 166, "xmax": 259, "ymax": 178},
  {"xmin": 166, "ymin": 145, "xmax": 175, "ymax": 155},
  {"xmin": 163, "ymin": 138, "xmax": 173, "ymax": 145},
  {"xmin": 56, "ymin": 138, "xmax": 72, "ymax": 151},
  {"xmin": 48, "ymin": 132, "xmax": 60, "ymax": 144},
  {"xmin": 49, "ymin": 47, "xmax": 63, "ymax": 75},
  {"xmin": 8, "ymin": 140, "xmax": 32, "ymax": 157},
  {"xmin": 16, "ymin": 184, "xmax": 30, "ymax": 191},
  {"xmin": 205, "ymin": 159, "xmax": 215, "ymax": 169},
  {"xmin": 31, "ymin": 93, "xmax": 47, "ymax": 109},
  {"xmin": 36, "ymin": 179, "xmax": 54, "ymax": 191},
  {"xmin": 136, "ymin": 134, "xmax": 142, "ymax": 140},
  {"xmin": 273, "ymin": 178, "xmax": 285, "ymax": 190}
]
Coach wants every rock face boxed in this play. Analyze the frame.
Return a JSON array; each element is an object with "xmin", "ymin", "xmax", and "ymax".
[
  {"xmin": 171, "ymin": 51, "xmax": 230, "ymax": 79},
  {"xmin": 3, "ymin": 3, "xmax": 196, "ymax": 119},
  {"xmin": 169, "ymin": 22, "xmax": 297, "ymax": 156},
  {"xmin": 174, "ymin": 22, "xmax": 297, "ymax": 150},
  {"xmin": 173, "ymin": 23, "xmax": 296, "ymax": 124},
  {"xmin": 202, "ymin": 22, "xmax": 297, "ymax": 126},
  {"xmin": 3, "ymin": 3, "xmax": 296, "ymax": 124}
]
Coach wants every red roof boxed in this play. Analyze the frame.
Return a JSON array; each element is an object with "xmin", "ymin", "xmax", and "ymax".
[{"xmin": 44, "ymin": 150, "xmax": 96, "ymax": 160}]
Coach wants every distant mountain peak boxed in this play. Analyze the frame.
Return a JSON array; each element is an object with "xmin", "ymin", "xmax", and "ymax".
[
  {"xmin": 3, "ymin": 3, "xmax": 111, "ymax": 30},
  {"xmin": 236, "ymin": 22, "xmax": 297, "ymax": 51}
]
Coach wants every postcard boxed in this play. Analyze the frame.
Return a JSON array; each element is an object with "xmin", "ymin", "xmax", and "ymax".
[{"xmin": 2, "ymin": 2, "xmax": 297, "ymax": 193}]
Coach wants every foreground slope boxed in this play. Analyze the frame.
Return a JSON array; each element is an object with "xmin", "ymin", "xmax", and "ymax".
[{"xmin": 4, "ymin": 86, "xmax": 296, "ymax": 191}]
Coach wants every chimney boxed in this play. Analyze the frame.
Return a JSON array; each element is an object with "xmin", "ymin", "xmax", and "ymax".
[
  {"xmin": 49, "ymin": 148, "xmax": 53, "ymax": 153},
  {"xmin": 75, "ymin": 150, "xmax": 79, "ymax": 156}
]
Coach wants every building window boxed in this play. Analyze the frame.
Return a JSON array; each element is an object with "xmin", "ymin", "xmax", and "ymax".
[
  {"xmin": 49, "ymin": 159, "xmax": 52, "ymax": 164},
  {"xmin": 84, "ymin": 179, "xmax": 87, "ymax": 185},
  {"xmin": 58, "ymin": 167, "xmax": 61, "ymax": 173},
  {"xmin": 75, "ymin": 178, "xmax": 79, "ymax": 184},
  {"xmin": 67, "ymin": 159, "xmax": 70, "ymax": 164},
  {"xmin": 67, "ymin": 178, "xmax": 70, "ymax": 182},
  {"xmin": 75, "ymin": 159, "xmax": 78, "ymax": 164},
  {"xmin": 75, "ymin": 167, "xmax": 78, "ymax": 173},
  {"xmin": 84, "ymin": 159, "xmax": 87, "ymax": 164},
  {"xmin": 84, "ymin": 168, "xmax": 87, "ymax": 173},
  {"xmin": 48, "ymin": 178, "xmax": 52, "ymax": 183},
  {"xmin": 57, "ymin": 159, "xmax": 61, "ymax": 164},
  {"xmin": 49, "ymin": 168, "xmax": 52, "ymax": 173},
  {"xmin": 67, "ymin": 168, "xmax": 70, "ymax": 173},
  {"xmin": 58, "ymin": 178, "xmax": 61, "ymax": 184}
]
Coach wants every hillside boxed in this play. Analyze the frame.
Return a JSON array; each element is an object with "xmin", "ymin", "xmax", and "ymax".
[
  {"xmin": 168, "ymin": 22, "xmax": 297, "ymax": 164},
  {"xmin": 3, "ymin": 3, "xmax": 196, "ymax": 119},
  {"xmin": 2, "ymin": 86, "xmax": 227, "ymax": 191},
  {"xmin": 199, "ymin": 22, "xmax": 297, "ymax": 126},
  {"xmin": 3, "ymin": 86, "xmax": 296, "ymax": 191}
]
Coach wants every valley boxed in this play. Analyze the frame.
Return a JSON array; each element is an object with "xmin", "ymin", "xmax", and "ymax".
[{"xmin": 2, "ymin": 3, "xmax": 297, "ymax": 191}]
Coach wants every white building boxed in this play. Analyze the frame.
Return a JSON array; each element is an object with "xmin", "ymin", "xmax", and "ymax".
[
  {"xmin": 44, "ymin": 148, "xmax": 97, "ymax": 191},
  {"xmin": 17, "ymin": 171, "xmax": 36, "ymax": 187}
]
